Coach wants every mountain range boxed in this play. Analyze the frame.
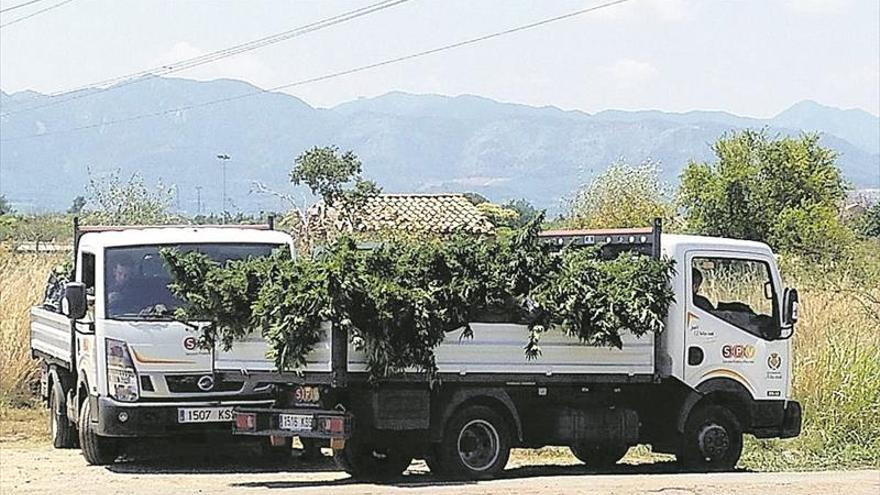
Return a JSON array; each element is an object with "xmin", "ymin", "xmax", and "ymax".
[{"xmin": 1, "ymin": 76, "xmax": 878, "ymax": 213}]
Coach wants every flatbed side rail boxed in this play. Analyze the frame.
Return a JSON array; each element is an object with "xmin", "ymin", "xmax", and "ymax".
[
  {"xmin": 215, "ymin": 370, "xmax": 656, "ymax": 387},
  {"xmin": 538, "ymin": 218, "xmax": 662, "ymax": 259}
]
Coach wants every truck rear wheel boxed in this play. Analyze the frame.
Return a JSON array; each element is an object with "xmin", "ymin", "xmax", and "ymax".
[
  {"xmin": 49, "ymin": 381, "xmax": 76, "ymax": 449},
  {"xmin": 569, "ymin": 443, "xmax": 628, "ymax": 468},
  {"xmin": 78, "ymin": 399, "xmax": 119, "ymax": 465},
  {"xmin": 680, "ymin": 404, "xmax": 743, "ymax": 471},
  {"xmin": 435, "ymin": 405, "xmax": 511, "ymax": 480},
  {"xmin": 333, "ymin": 437, "xmax": 413, "ymax": 480}
]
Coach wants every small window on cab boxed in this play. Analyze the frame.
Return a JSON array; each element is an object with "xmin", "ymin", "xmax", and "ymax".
[
  {"xmin": 691, "ymin": 257, "xmax": 779, "ymax": 340},
  {"xmin": 81, "ymin": 252, "xmax": 96, "ymax": 294}
]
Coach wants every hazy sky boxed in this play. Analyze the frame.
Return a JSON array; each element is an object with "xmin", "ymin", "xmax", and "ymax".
[{"xmin": 1, "ymin": 0, "xmax": 878, "ymax": 117}]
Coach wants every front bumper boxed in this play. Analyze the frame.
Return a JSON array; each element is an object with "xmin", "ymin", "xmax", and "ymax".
[
  {"xmin": 779, "ymin": 400, "xmax": 802, "ymax": 438},
  {"xmin": 751, "ymin": 399, "xmax": 802, "ymax": 439},
  {"xmin": 94, "ymin": 396, "xmax": 274, "ymax": 437}
]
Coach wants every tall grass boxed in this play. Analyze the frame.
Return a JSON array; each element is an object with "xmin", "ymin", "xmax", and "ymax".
[{"xmin": 0, "ymin": 247, "xmax": 66, "ymax": 406}]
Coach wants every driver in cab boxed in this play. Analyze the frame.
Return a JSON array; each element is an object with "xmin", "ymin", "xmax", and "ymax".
[
  {"xmin": 107, "ymin": 261, "xmax": 137, "ymax": 313},
  {"xmin": 692, "ymin": 268, "xmax": 714, "ymax": 312}
]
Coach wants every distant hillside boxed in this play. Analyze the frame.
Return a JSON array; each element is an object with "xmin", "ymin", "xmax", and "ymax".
[{"xmin": 1, "ymin": 77, "xmax": 877, "ymax": 212}]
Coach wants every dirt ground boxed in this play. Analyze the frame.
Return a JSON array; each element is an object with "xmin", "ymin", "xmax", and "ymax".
[{"xmin": 1, "ymin": 439, "xmax": 878, "ymax": 495}]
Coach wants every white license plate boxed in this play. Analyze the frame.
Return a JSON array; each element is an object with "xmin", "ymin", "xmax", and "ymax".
[
  {"xmin": 177, "ymin": 407, "xmax": 234, "ymax": 423},
  {"xmin": 278, "ymin": 413, "xmax": 313, "ymax": 432}
]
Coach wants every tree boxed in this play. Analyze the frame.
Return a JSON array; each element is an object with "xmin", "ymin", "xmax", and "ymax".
[
  {"xmin": 568, "ymin": 160, "xmax": 673, "ymax": 229},
  {"xmin": 857, "ymin": 203, "xmax": 880, "ymax": 239},
  {"xmin": 0, "ymin": 195, "xmax": 13, "ymax": 216},
  {"xmin": 679, "ymin": 130, "xmax": 850, "ymax": 256},
  {"xmin": 476, "ymin": 202, "xmax": 519, "ymax": 228},
  {"xmin": 68, "ymin": 196, "xmax": 86, "ymax": 214},
  {"xmin": 290, "ymin": 146, "xmax": 379, "ymax": 208},
  {"xmin": 84, "ymin": 169, "xmax": 176, "ymax": 225},
  {"xmin": 504, "ymin": 198, "xmax": 540, "ymax": 228}
]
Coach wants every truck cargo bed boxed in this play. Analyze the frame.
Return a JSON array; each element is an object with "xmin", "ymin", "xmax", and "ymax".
[
  {"xmin": 30, "ymin": 307, "xmax": 71, "ymax": 367},
  {"xmin": 215, "ymin": 322, "xmax": 654, "ymax": 380}
]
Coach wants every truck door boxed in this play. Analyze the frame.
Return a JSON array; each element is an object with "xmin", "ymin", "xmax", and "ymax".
[
  {"xmin": 683, "ymin": 252, "xmax": 790, "ymax": 400},
  {"xmin": 76, "ymin": 250, "xmax": 99, "ymax": 395}
]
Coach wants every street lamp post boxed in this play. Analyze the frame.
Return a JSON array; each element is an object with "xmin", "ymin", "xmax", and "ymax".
[{"xmin": 217, "ymin": 154, "xmax": 231, "ymax": 217}]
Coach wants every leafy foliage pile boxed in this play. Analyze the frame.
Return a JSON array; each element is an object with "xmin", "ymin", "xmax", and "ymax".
[{"xmin": 163, "ymin": 215, "xmax": 674, "ymax": 381}]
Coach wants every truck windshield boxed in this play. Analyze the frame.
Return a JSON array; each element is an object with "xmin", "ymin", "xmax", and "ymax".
[{"xmin": 104, "ymin": 243, "xmax": 284, "ymax": 320}]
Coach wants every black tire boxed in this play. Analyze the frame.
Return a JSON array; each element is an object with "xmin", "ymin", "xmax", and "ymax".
[
  {"xmin": 435, "ymin": 405, "xmax": 511, "ymax": 480},
  {"xmin": 78, "ymin": 399, "xmax": 119, "ymax": 465},
  {"xmin": 49, "ymin": 381, "xmax": 76, "ymax": 449},
  {"xmin": 569, "ymin": 443, "xmax": 628, "ymax": 468},
  {"xmin": 333, "ymin": 436, "xmax": 413, "ymax": 480},
  {"xmin": 679, "ymin": 404, "xmax": 743, "ymax": 472}
]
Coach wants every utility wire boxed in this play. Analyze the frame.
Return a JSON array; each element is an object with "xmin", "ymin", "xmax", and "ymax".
[
  {"xmin": 0, "ymin": 0, "xmax": 48, "ymax": 14},
  {"xmin": 0, "ymin": 0, "xmax": 411, "ymax": 116},
  {"xmin": 0, "ymin": 0, "xmax": 73, "ymax": 28},
  {"xmin": 0, "ymin": 0, "xmax": 635, "ymax": 142}
]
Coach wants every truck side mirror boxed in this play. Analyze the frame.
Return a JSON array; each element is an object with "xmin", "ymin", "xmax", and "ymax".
[
  {"xmin": 784, "ymin": 288, "xmax": 799, "ymax": 325},
  {"xmin": 62, "ymin": 282, "xmax": 87, "ymax": 320},
  {"xmin": 780, "ymin": 287, "xmax": 799, "ymax": 339}
]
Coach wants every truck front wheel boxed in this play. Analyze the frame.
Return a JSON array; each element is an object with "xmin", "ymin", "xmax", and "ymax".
[
  {"xmin": 435, "ymin": 405, "xmax": 511, "ymax": 479},
  {"xmin": 49, "ymin": 381, "xmax": 76, "ymax": 449},
  {"xmin": 333, "ymin": 437, "xmax": 413, "ymax": 480},
  {"xmin": 78, "ymin": 399, "xmax": 119, "ymax": 465},
  {"xmin": 569, "ymin": 443, "xmax": 628, "ymax": 468},
  {"xmin": 680, "ymin": 404, "xmax": 743, "ymax": 471}
]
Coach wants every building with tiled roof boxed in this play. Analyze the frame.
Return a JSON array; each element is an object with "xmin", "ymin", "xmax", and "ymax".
[{"xmin": 310, "ymin": 193, "xmax": 495, "ymax": 238}]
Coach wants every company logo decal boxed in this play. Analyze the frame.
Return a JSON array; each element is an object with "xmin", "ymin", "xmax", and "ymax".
[
  {"xmin": 768, "ymin": 353, "xmax": 782, "ymax": 370},
  {"xmin": 722, "ymin": 344, "xmax": 756, "ymax": 362},
  {"xmin": 197, "ymin": 375, "xmax": 215, "ymax": 392},
  {"xmin": 183, "ymin": 336, "xmax": 198, "ymax": 351},
  {"xmin": 766, "ymin": 352, "xmax": 784, "ymax": 380}
]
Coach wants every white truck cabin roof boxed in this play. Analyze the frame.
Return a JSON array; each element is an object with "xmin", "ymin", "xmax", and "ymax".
[
  {"xmin": 77, "ymin": 226, "xmax": 293, "ymax": 251},
  {"xmin": 661, "ymin": 233, "xmax": 775, "ymax": 259}
]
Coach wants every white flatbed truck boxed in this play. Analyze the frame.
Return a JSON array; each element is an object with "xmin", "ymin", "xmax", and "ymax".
[
  {"xmin": 30, "ymin": 219, "xmax": 296, "ymax": 464},
  {"xmin": 219, "ymin": 222, "xmax": 802, "ymax": 478}
]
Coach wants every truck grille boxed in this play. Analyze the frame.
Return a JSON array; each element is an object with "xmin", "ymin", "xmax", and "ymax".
[{"xmin": 165, "ymin": 375, "xmax": 244, "ymax": 393}]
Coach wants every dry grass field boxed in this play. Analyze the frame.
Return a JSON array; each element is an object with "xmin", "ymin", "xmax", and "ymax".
[{"xmin": 1, "ymin": 244, "xmax": 878, "ymax": 470}]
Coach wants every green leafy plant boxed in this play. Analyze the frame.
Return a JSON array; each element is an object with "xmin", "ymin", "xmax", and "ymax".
[
  {"xmin": 678, "ymin": 130, "xmax": 850, "ymax": 257},
  {"xmin": 162, "ymin": 214, "xmax": 674, "ymax": 382},
  {"xmin": 568, "ymin": 160, "xmax": 674, "ymax": 229}
]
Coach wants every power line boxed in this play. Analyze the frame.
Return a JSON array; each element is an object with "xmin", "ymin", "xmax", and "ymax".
[
  {"xmin": 0, "ymin": 0, "xmax": 48, "ymax": 14},
  {"xmin": 0, "ymin": 0, "xmax": 73, "ymax": 28},
  {"xmin": 0, "ymin": 0, "xmax": 635, "ymax": 142},
  {"xmin": 0, "ymin": 0, "xmax": 412, "ymax": 116}
]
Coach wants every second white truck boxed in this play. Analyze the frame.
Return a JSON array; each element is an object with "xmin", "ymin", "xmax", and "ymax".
[{"xmin": 31, "ymin": 220, "xmax": 295, "ymax": 464}]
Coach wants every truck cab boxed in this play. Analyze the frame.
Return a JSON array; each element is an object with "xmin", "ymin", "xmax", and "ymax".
[{"xmin": 31, "ymin": 223, "xmax": 294, "ymax": 465}]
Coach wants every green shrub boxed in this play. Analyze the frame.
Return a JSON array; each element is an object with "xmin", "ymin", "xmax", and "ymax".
[
  {"xmin": 163, "ymin": 216, "xmax": 674, "ymax": 381},
  {"xmin": 679, "ymin": 130, "xmax": 849, "ymax": 257}
]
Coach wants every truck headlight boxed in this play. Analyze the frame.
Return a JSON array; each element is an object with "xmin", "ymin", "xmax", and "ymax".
[{"xmin": 106, "ymin": 338, "xmax": 139, "ymax": 402}]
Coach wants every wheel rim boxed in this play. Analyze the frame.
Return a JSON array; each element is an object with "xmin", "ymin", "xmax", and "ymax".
[
  {"xmin": 697, "ymin": 422, "xmax": 730, "ymax": 461},
  {"xmin": 457, "ymin": 419, "xmax": 500, "ymax": 472}
]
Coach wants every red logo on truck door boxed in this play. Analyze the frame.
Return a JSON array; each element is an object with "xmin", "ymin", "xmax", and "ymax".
[
  {"xmin": 183, "ymin": 336, "xmax": 198, "ymax": 351},
  {"xmin": 722, "ymin": 344, "xmax": 756, "ymax": 362}
]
